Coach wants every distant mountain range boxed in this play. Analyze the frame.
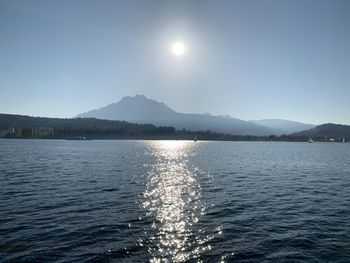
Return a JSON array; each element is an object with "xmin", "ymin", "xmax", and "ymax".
[{"xmin": 78, "ymin": 95, "xmax": 315, "ymax": 136}]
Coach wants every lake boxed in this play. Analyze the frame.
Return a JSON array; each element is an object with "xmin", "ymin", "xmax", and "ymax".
[{"xmin": 0, "ymin": 139, "xmax": 349, "ymax": 262}]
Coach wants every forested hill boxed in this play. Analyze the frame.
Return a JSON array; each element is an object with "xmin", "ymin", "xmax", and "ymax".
[
  {"xmin": 291, "ymin": 123, "xmax": 350, "ymax": 139},
  {"xmin": 0, "ymin": 114, "xmax": 175, "ymax": 138},
  {"xmin": 0, "ymin": 113, "xmax": 154, "ymax": 130}
]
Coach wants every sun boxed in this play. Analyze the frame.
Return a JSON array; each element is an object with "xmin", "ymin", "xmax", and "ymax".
[{"xmin": 171, "ymin": 42, "xmax": 185, "ymax": 56}]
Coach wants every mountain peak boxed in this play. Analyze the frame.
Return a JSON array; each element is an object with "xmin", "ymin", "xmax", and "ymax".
[
  {"xmin": 121, "ymin": 94, "xmax": 148, "ymax": 101},
  {"xmin": 77, "ymin": 94, "xmax": 176, "ymax": 123},
  {"xmin": 118, "ymin": 94, "xmax": 175, "ymax": 113}
]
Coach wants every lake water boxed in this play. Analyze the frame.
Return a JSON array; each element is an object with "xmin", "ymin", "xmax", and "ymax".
[{"xmin": 0, "ymin": 139, "xmax": 349, "ymax": 262}]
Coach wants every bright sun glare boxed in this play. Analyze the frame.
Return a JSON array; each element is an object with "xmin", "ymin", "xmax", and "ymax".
[{"xmin": 172, "ymin": 42, "xmax": 185, "ymax": 56}]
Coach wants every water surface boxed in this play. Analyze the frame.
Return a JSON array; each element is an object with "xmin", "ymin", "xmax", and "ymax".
[{"xmin": 0, "ymin": 139, "xmax": 349, "ymax": 262}]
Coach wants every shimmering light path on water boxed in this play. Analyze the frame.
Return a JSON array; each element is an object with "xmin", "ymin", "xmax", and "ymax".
[
  {"xmin": 0, "ymin": 139, "xmax": 349, "ymax": 262},
  {"xmin": 141, "ymin": 141, "xmax": 213, "ymax": 262}
]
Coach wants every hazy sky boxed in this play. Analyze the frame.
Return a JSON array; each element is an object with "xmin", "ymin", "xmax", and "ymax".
[{"xmin": 1, "ymin": 0, "xmax": 350, "ymax": 124}]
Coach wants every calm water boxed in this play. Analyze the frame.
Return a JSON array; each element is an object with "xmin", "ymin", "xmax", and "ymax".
[{"xmin": 0, "ymin": 139, "xmax": 349, "ymax": 263}]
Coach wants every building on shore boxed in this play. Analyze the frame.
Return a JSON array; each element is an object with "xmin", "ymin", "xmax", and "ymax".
[{"xmin": 10, "ymin": 127, "xmax": 54, "ymax": 138}]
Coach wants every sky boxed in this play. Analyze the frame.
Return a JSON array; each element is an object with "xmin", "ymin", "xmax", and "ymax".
[{"xmin": 0, "ymin": 0, "xmax": 350, "ymax": 124}]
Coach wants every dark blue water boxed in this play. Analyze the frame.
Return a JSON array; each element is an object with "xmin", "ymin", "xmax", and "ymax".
[{"xmin": 0, "ymin": 139, "xmax": 349, "ymax": 262}]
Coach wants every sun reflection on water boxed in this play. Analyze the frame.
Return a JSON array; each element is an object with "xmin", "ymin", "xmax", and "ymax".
[{"xmin": 141, "ymin": 140, "xmax": 210, "ymax": 262}]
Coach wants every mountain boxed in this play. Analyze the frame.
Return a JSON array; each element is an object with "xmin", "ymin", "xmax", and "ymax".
[
  {"xmin": 250, "ymin": 119, "xmax": 315, "ymax": 135},
  {"xmin": 291, "ymin": 123, "xmax": 350, "ymax": 139},
  {"xmin": 77, "ymin": 95, "xmax": 275, "ymax": 136},
  {"xmin": 78, "ymin": 95, "xmax": 177, "ymax": 125}
]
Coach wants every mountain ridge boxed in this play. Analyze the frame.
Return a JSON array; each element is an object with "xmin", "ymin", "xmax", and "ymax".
[
  {"xmin": 250, "ymin": 119, "xmax": 316, "ymax": 135},
  {"xmin": 77, "ymin": 95, "xmax": 315, "ymax": 136}
]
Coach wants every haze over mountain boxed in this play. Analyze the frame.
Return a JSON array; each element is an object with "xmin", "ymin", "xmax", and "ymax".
[{"xmin": 77, "ymin": 95, "xmax": 314, "ymax": 136}]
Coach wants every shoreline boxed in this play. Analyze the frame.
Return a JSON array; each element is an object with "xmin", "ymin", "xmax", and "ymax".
[{"xmin": 1, "ymin": 137, "xmax": 348, "ymax": 143}]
